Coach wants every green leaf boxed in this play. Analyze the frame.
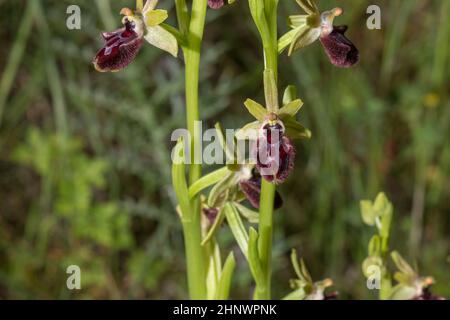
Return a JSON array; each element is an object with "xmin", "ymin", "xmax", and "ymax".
[
  {"xmin": 206, "ymin": 241, "xmax": 222, "ymax": 300},
  {"xmin": 171, "ymin": 138, "xmax": 191, "ymax": 220},
  {"xmin": 201, "ymin": 207, "xmax": 226, "ymax": 246},
  {"xmin": 248, "ymin": 228, "xmax": 264, "ymax": 286},
  {"xmin": 290, "ymin": 249, "xmax": 303, "ymax": 279},
  {"xmin": 224, "ymin": 203, "xmax": 249, "ymax": 259},
  {"xmin": 144, "ymin": 9, "xmax": 168, "ymax": 26},
  {"xmin": 283, "ymin": 116, "xmax": 311, "ymax": 139},
  {"xmin": 233, "ymin": 202, "xmax": 259, "ymax": 224},
  {"xmin": 282, "ymin": 85, "xmax": 298, "ymax": 105},
  {"xmin": 216, "ymin": 252, "xmax": 236, "ymax": 300},
  {"xmin": 264, "ymin": 69, "xmax": 279, "ymax": 113},
  {"xmin": 279, "ymin": 99, "xmax": 303, "ymax": 117},
  {"xmin": 188, "ymin": 167, "xmax": 229, "ymax": 199},
  {"xmin": 144, "ymin": 25, "xmax": 178, "ymax": 57},
  {"xmin": 243, "ymin": 99, "xmax": 267, "ymax": 121}
]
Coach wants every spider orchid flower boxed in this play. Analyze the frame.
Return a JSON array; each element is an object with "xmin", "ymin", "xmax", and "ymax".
[
  {"xmin": 279, "ymin": 0, "xmax": 359, "ymax": 68},
  {"xmin": 237, "ymin": 70, "xmax": 311, "ymax": 184},
  {"xmin": 93, "ymin": 0, "xmax": 178, "ymax": 72}
]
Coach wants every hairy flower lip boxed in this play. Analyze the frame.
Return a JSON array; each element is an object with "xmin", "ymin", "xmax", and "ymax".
[
  {"xmin": 92, "ymin": 16, "xmax": 144, "ymax": 72},
  {"xmin": 319, "ymin": 25, "xmax": 359, "ymax": 68},
  {"xmin": 255, "ymin": 123, "xmax": 296, "ymax": 184}
]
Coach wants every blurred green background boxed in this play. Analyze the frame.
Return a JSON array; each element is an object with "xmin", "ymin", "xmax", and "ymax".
[{"xmin": 0, "ymin": 0, "xmax": 449, "ymax": 299}]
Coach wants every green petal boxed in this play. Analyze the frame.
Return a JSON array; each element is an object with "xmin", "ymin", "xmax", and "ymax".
[
  {"xmin": 145, "ymin": 9, "xmax": 168, "ymax": 27},
  {"xmin": 144, "ymin": 25, "xmax": 178, "ymax": 57}
]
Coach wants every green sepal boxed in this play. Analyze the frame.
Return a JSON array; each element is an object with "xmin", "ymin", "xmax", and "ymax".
[
  {"xmin": 243, "ymin": 99, "xmax": 267, "ymax": 121},
  {"xmin": 144, "ymin": 25, "xmax": 179, "ymax": 57}
]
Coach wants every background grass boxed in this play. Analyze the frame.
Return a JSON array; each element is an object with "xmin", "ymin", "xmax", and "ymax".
[{"xmin": 0, "ymin": 0, "xmax": 448, "ymax": 299}]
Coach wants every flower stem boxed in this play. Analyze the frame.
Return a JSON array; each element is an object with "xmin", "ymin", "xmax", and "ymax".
[
  {"xmin": 179, "ymin": 0, "xmax": 208, "ymax": 300},
  {"xmin": 254, "ymin": 0, "xmax": 279, "ymax": 300}
]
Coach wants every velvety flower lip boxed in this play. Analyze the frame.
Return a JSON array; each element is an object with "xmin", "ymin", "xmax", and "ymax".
[
  {"xmin": 93, "ymin": 13, "xmax": 145, "ymax": 72},
  {"xmin": 254, "ymin": 120, "xmax": 296, "ymax": 184},
  {"xmin": 239, "ymin": 174, "xmax": 283, "ymax": 209},
  {"xmin": 208, "ymin": 0, "xmax": 224, "ymax": 9},
  {"xmin": 320, "ymin": 25, "xmax": 359, "ymax": 68}
]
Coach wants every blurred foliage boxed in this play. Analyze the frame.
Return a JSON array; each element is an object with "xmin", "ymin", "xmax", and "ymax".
[{"xmin": 0, "ymin": 0, "xmax": 449, "ymax": 299}]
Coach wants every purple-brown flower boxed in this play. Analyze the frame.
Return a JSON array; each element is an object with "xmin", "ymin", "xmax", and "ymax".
[
  {"xmin": 93, "ymin": 3, "xmax": 179, "ymax": 72},
  {"xmin": 254, "ymin": 119, "xmax": 296, "ymax": 184},
  {"xmin": 93, "ymin": 9, "xmax": 144, "ymax": 72},
  {"xmin": 320, "ymin": 25, "xmax": 358, "ymax": 68}
]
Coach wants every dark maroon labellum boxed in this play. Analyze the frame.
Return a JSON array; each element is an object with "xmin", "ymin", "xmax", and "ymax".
[
  {"xmin": 254, "ymin": 123, "xmax": 296, "ymax": 184},
  {"xmin": 239, "ymin": 175, "xmax": 283, "ymax": 210},
  {"xmin": 93, "ymin": 19, "xmax": 143, "ymax": 72},
  {"xmin": 208, "ymin": 0, "xmax": 224, "ymax": 9},
  {"xmin": 320, "ymin": 25, "xmax": 359, "ymax": 68}
]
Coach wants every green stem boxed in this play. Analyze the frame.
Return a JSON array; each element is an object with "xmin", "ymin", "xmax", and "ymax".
[
  {"xmin": 252, "ymin": 0, "xmax": 279, "ymax": 300},
  {"xmin": 179, "ymin": 0, "xmax": 208, "ymax": 300}
]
